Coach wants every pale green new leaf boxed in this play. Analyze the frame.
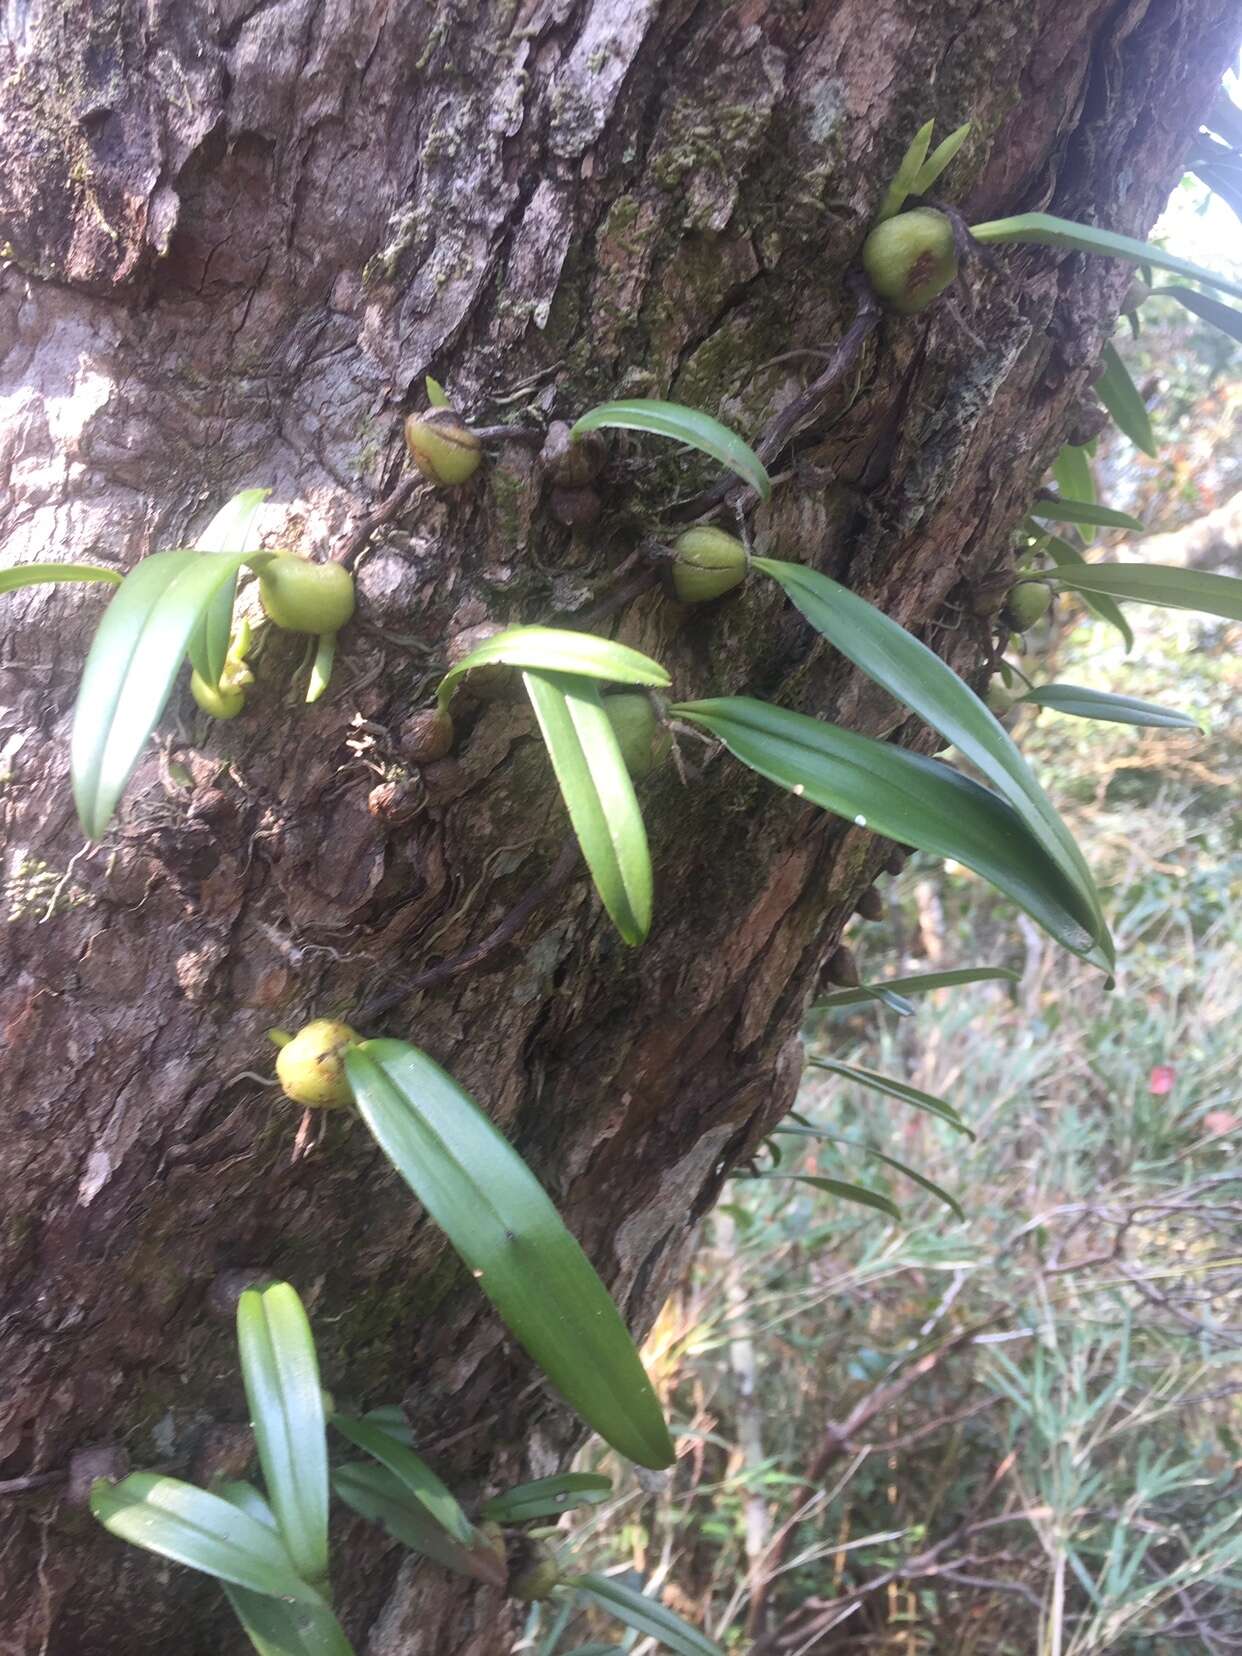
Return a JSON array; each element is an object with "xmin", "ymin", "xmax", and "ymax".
[
  {"xmin": 217, "ymin": 1486, "xmax": 356, "ymax": 1656},
  {"xmin": 483, "ymin": 1472, "xmax": 613, "ymax": 1523},
  {"xmin": 1051, "ymin": 446, "xmax": 1095, "ymax": 546},
  {"xmin": 332, "ymin": 1462, "xmax": 506, "ymax": 1585},
  {"xmin": 89, "ymin": 1472, "xmax": 323, "ymax": 1604},
  {"xmin": 969, "ymin": 212, "xmax": 1242, "ymax": 302},
  {"xmin": 236, "ymin": 1283, "xmax": 329, "ymax": 1586},
  {"xmin": 1095, "ymin": 342, "xmax": 1156, "ymax": 457},
  {"xmin": 307, "ymin": 632, "xmax": 336, "ymax": 703},
  {"xmin": 188, "ymin": 487, "xmax": 270, "ymax": 686},
  {"xmin": 523, "ymin": 670, "xmax": 653, "ymax": 945},
  {"xmin": 751, "ymin": 559, "xmax": 1110, "ymax": 964},
  {"xmin": 425, "ymin": 374, "xmax": 450, "ymax": 407},
  {"xmin": 768, "ymin": 1130, "xmax": 965, "ymax": 1220},
  {"xmin": 330, "ymin": 1414, "xmax": 477, "ymax": 1548},
  {"xmin": 812, "ymin": 965, "xmax": 1019, "ymax": 1011},
  {"xmin": 0, "ymin": 562, "xmax": 122, "ymax": 594},
  {"xmin": 569, "ymin": 399, "xmax": 770, "ymax": 501},
  {"xmin": 1028, "ymin": 497, "xmax": 1145, "ymax": 534},
  {"xmin": 1042, "ymin": 532, "xmax": 1134, "ymax": 650},
  {"xmin": 674, "ymin": 697, "xmax": 1109, "ymax": 970},
  {"xmin": 914, "ymin": 121, "xmax": 972, "ymax": 194},
  {"xmin": 875, "ymin": 118, "xmax": 934, "ymax": 222},
  {"xmin": 344, "ymin": 1039, "xmax": 675, "ymax": 1470},
  {"xmin": 741, "ymin": 1172, "xmax": 902, "ymax": 1220},
  {"xmin": 1047, "ymin": 563, "xmax": 1242, "ymax": 621},
  {"xmin": 810, "ymin": 1056, "xmax": 973, "ymax": 1137},
  {"xmin": 437, "ymin": 624, "xmax": 670, "ymax": 710},
  {"xmin": 1155, "ymin": 284, "xmax": 1242, "ymax": 346},
  {"xmin": 71, "ymin": 549, "xmax": 254, "ymax": 838},
  {"xmin": 1017, "ymin": 684, "xmax": 1202, "ymax": 729},
  {"xmin": 574, "ymin": 1573, "xmax": 724, "ymax": 1656}
]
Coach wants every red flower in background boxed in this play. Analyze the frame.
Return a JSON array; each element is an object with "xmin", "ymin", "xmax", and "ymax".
[{"xmin": 1148, "ymin": 1065, "xmax": 1176, "ymax": 1096}]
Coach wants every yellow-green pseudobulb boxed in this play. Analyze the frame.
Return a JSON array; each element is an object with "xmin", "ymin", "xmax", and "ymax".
[
  {"xmin": 276, "ymin": 1019, "xmax": 361, "ymax": 1109},
  {"xmin": 604, "ymin": 693, "xmax": 670, "ymax": 780},
  {"xmin": 1003, "ymin": 582, "xmax": 1052, "ymax": 631},
  {"xmin": 670, "ymin": 526, "xmax": 748, "ymax": 603},
  {"xmin": 862, "ymin": 208, "xmax": 959, "ymax": 314},
  {"xmin": 259, "ymin": 556, "xmax": 356, "ymax": 635},
  {"xmin": 404, "ymin": 409, "xmax": 483, "ymax": 486}
]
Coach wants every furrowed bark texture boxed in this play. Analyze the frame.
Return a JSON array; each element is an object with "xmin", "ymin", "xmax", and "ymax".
[{"xmin": 0, "ymin": 1, "xmax": 1236, "ymax": 1650}]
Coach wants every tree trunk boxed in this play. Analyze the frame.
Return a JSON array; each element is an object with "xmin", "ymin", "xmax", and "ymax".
[{"xmin": 1, "ymin": 1, "xmax": 1236, "ymax": 1650}]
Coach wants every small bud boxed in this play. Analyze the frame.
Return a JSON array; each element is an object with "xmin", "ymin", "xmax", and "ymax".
[
  {"xmin": 1002, "ymin": 582, "xmax": 1051, "ymax": 632},
  {"xmin": 604, "ymin": 693, "xmax": 670, "ymax": 780},
  {"xmin": 404, "ymin": 408, "xmax": 483, "ymax": 486},
  {"xmin": 399, "ymin": 708, "xmax": 455, "ymax": 764},
  {"xmin": 275, "ymin": 1018, "xmax": 361, "ymax": 1109},
  {"xmin": 368, "ymin": 780, "xmax": 421, "ymax": 826},
  {"xmin": 883, "ymin": 848, "xmax": 908, "ymax": 877},
  {"xmin": 670, "ymin": 527, "xmax": 748, "ymax": 604},
  {"xmin": 259, "ymin": 556, "xmax": 356, "ymax": 635},
  {"xmin": 825, "ymin": 944, "xmax": 860, "ymax": 987},
  {"xmin": 862, "ymin": 208, "xmax": 959, "ymax": 314},
  {"xmin": 539, "ymin": 420, "xmax": 606, "ymax": 488},
  {"xmin": 854, "ymin": 887, "xmax": 884, "ymax": 921}
]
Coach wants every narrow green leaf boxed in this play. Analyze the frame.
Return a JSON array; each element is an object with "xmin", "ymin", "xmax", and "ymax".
[
  {"xmin": 810, "ymin": 1056, "xmax": 974, "ymax": 1137},
  {"xmin": 674, "ymin": 697, "xmax": 1110, "ymax": 971},
  {"xmin": 870, "ymin": 986, "xmax": 917, "ymax": 1016},
  {"xmin": 574, "ymin": 1573, "xmax": 723, "ymax": 1656},
  {"xmin": 749, "ymin": 562, "xmax": 1111, "ymax": 964},
  {"xmin": 216, "ymin": 1487, "xmax": 355, "ymax": 1656},
  {"xmin": 483, "ymin": 1472, "xmax": 612, "ymax": 1524},
  {"xmin": 1028, "ymin": 497, "xmax": 1145, "ymax": 534},
  {"xmin": 1047, "ymin": 563, "xmax": 1242, "ymax": 622},
  {"xmin": 914, "ymin": 121, "xmax": 972, "ymax": 194},
  {"xmin": 344, "ymin": 1040, "xmax": 675, "ymax": 1470},
  {"xmin": 523, "ymin": 670, "xmax": 652, "ymax": 945},
  {"xmin": 70, "ymin": 549, "xmax": 254, "ymax": 838},
  {"xmin": 1042, "ymin": 534, "xmax": 1135, "ymax": 651},
  {"xmin": 969, "ymin": 212, "xmax": 1242, "ymax": 302},
  {"xmin": 332, "ymin": 1462, "xmax": 506, "ymax": 1585},
  {"xmin": 237, "ymin": 1283, "xmax": 329, "ymax": 1586},
  {"xmin": 0, "ymin": 562, "xmax": 122, "ymax": 594},
  {"xmin": 437, "ymin": 625, "xmax": 670, "ymax": 711},
  {"xmin": 1154, "ymin": 284, "xmax": 1242, "ymax": 346},
  {"xmin": 741, "ymin": 1172, "xmax": 902, "ymax": 1220},
  {"xmin": 307, "ymin": 632, "xmax": 336, "ymax": 703},
  {"xmin": 188, "ymin": 487, "xmax": 270, "ymax": 686},
  {"xmin": 89, "ymin": 1472, "xmax": 323, "ymax": 1604},
  {"xmin": 1095, "ymin": 342, "xmax": 1156, "ymax": 457},
  {"xmin": 812, "ymin": 965, "xmax": 1019, "ymax": 1011},
  {"xmin": 1052, "ymin": 445, "xmax": 1095, "ymax": 508},
  {"xmin": 330, "ymin": 1414, "xmax": 476, "ymax": 1548},
  {"xmin": 1017, "ymin": 684, "xmax": 1202, "ymax": 730},
  {"xmin": 875, "ymin": 118, "xmax": 935, "ymax": 222},
  {"xmin": 425, "ymin": 374, "xmax": 450, "ymax": 407},
  {"xmin": 361, "ymin": 1404, "xmax": 415, "ymax": 1445},
  {"xmin": 767, "ymin": 1130, "xmax": 965, "ymax": 1221},
  {"xmin": 569, "ymin": 400, "xmax": 770, "ymax": 502}
]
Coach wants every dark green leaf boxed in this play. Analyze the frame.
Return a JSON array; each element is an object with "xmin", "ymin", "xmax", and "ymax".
[
  {"xmin": 969, "ymin": 212, "xmax": 1242, "ymax": 302},
  {"xmin": 1047, "ymin": 563, "xmax": 1242, "ymax": 622},
  {"xmin": 331, "ymin": 1414, "xmax": 476, "ymax": 1547},
  {"xmin": 1017, "ymin": 684, "xmax": 1202, "ymax": 730},
  {"xmin": 812, "ymin": 965, "xmax": 1020, "ymax": 1011},
  {"xmin": 437, "ymin": 625, "xmax": 670, "ymax": 710},
  {"xmin": 331, "ymin": 1462, "xmax": 506, "ymax": 1586},
  {"xmin": 483, "ymin": 1473, "xmax": 613, "ymax": 1524},
  {"xmin": 523, "ymin": 670, "xmax": 652, "ymax": 945},
  {"xmin": 569, "ymin": 400, "xmax": 770, "ymax": 501},
  {"xmin": 188, "ymin": 488, "xmax": 270, "ymax": 686},
  {"xmin": 1042, "ymin": 534, "xmax": 1135, "ymax": 650},
  {"xmin": 71, "ymin": 548, "xmax": 254, "ymax": 838},
  {"xmin": 1028, "ymin": 497, "xmax": 1145, "ymax": 534},
  {"xmin": 361, "ymin": 1404, "xmax": 415, "ymax": 1445},
  {"xmin": 89, "ymin": 1472, "xmax": 323, "ymax": 1604},
  {"xmin": 1153, "ymin": 284, "xmax": 1242, "ymax": 347},
  {"xmin": 0, "ymin": 562, "xmax": 121, "ymax": 594},
  {"xmin": 913, "ymin": 121, "xmax": 971, "ymax": 194},
  {"xmin": 875, "ymin": 118, "xmax": 934, "ymax": 222},
  {"xmin": 809, "ymin": 1056, "xmax": 973, "ymax": 1136},
  {"xmin": 236, "ymin": 1283, "xmax": 329, "ymax": 1585},
  {"xmin": 753, "ymin": 558, "xmax": 1110, "ymax": 964},
  {"xmin": 573, "ymin": 1573, "xmax": 723, "ymax": 1655},
  {"xmin": 344, "ymin": 1040, "xmax": 675, "ymax": 1470},
  {"xmin": 672, "ymin": 697, "xmax": 1108, "ymax": 971},
  {"xmin": 1094, "ymin": 342, "xmax": 1156, "ymax": 457},
  {"xmin": 216, "ymin": 1486, "xmax": 355, "ymax": 1656},
  {"xmin": 741, "ymin": 1172, "xmax": 902, "ymax": 1220}
]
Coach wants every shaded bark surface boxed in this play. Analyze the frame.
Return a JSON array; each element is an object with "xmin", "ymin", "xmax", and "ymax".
[{"xmin": 1, "ymin": 1, "xmax": 1236, "ymax": 1650}]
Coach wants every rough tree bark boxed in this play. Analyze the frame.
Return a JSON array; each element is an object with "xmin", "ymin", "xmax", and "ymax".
[{"xmin": 1, "ymin": 1, "xmax": 1237, "ymax": 1651}]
